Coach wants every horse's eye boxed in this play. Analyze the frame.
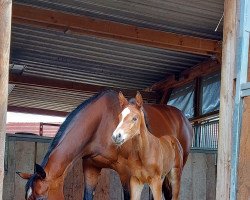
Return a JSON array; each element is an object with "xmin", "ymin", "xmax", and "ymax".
[{"xmin": 132, "ymin": 117, "xmax": 137, "ymax": 122}]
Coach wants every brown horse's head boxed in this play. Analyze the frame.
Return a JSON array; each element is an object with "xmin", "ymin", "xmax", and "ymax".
[
  {"xmin": 112, "ymin": 91, "xmax": 144, "ymax": 145},
  {"xmin": 17, "ymin": 164, "xmax": 49, "ymax": 200}
]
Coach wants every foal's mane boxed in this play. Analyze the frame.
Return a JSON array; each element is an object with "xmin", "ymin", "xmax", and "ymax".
[{"xmin": 41, "ymin": 90, "xmax": 116, "ymax": 167}]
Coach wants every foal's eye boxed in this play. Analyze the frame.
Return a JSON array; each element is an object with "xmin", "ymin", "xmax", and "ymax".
[{"xmin": 132, "ymin": 117, "xmax": 138, "ymax": 122}]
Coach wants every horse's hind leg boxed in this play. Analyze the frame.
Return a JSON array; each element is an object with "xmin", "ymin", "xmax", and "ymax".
[
  {"xmin": 168, "ymin": 168, "xmax": 182, "ymax": 200},
  {"xmin": 82, "ymin": 163, "xmax": 101, "ymax": 200}
]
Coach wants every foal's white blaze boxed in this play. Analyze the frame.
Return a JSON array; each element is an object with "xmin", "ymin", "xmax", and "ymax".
[
  {"xmin": 27, "ymin": 187, "xmax": 32, "ymax": 198},
  {"xmin": 112, "ymin": 108, "xmax": 131, "ymax": 141}
]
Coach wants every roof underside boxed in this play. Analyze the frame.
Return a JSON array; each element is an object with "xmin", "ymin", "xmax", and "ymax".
[{"xmin": 8, "ymin": 0, "xmax": 224, "ymax": 114}]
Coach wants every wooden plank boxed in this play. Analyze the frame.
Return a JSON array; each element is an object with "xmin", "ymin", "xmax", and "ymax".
[
  {"xmin": 140, "ymin": 185, "xmax": 150, "ymax": 200},
  {"xmin": 14, "ymin": 141, "xmax": 35, "ymax": 200},
  {"xmin": 8, "ymin": 105, "xmax": 68, "ymax": 117},
  {"xmin": 151, "ymin": 59, "xmax": 221, "ymax": 91},
  {"xmin": 192, "ymin": 154, "xmax": 206, "ymax": 200},
  {"xmin": 206, "ymin": 154, "xmax": 216, "ymax": 200},
  {"xmin": 94, "ymin": 169, "xmax": 110, "ymax": 200},
  {"xmin": 108, "ymin": 170, "xmax": 123, "ymax": 200},
  {"xmin": 12, "ymin": 4, "xmax": 221, "ymax": 56},
  {"xmin": 237, "ymin": 96, "xmax": 250, "ymax": 199},
  {"xmin": 72, "ymin": 159, "xmax": 84, "ymax": 200},
  {"xmin": 0, "ymin": 0, "xmax": 12, "ymax": 197},
  {"xmin": 9, "ymin": 74, "xmax": 158, "ymax": 101},
  {"xmin": 64, "ymin": 164, "xmax": 74, "ymax": 200},
  {"xmin": 36, "ymin": 142, "xmax": 50, "ymax": 164},
  {"xmin": 216, "ymin": 0, "xmax": 236, "ymax": 198},
  {"xmin": 180, "ymin": 154, "xmax": 193, "ymax": 200},
  {"xmin": 2, "ymin": 140, "xmax": 16, "ymax": 200}
]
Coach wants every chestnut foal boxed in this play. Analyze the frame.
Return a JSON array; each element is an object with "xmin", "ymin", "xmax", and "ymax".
[{"xmin": 112, "ymin": 92, "xmax": 183, "ymax": 200}]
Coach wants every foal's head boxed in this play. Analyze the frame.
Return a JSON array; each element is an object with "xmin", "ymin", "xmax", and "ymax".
[
  {"xmin": 112, "ymin": 91, "xmax": 144, "ymax": 145},
  {"xmin": 17, "ymin": 164, "xmax": 49, "ymax": 200}
]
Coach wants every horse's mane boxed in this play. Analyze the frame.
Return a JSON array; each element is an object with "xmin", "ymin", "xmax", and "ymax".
[
  {"xmin": 41, "ymin": 90, "xmax": 116, "ymax": 167},
  {"xmin": 128, "ymin": 98, "xmax": 151, "ymax": 131}
]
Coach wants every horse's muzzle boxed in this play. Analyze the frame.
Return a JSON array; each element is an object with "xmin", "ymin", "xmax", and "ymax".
[{"xmin": 112, "ymin": 133, "xmax": 124, "ymax": 145}]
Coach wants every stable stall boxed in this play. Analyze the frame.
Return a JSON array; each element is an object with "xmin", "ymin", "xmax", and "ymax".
[{"xmin": 0, "ymin": 0, "xmax": 249, "ymax": 199}]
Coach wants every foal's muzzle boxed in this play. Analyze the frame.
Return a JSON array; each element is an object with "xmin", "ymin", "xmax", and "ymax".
[{"xmin": 112, "ymin": 133, "xmax": 124, "ymax": 145}]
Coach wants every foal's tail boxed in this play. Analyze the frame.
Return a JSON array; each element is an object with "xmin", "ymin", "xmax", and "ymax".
[{"xmin": 162, "ymin": 177, "xmax": 172, "ymax": 200}]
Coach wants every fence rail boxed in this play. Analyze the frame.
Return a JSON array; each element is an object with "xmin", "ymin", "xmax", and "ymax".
[{"xmin": 191, "ymin": 118, "xmax": 219, "ymax": 151}]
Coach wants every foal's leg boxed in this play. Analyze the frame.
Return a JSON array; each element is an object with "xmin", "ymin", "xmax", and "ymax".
[
  {"xmin": 168, "ymin": 168, "xmax": 182, "ymax": 200},
  {"xmin": 130, "ymin": 177, "xmax": 144, "ymax": 200},
  {"xmin": 149, "ymin": 177, "xmax": 163, "ymax": 200},
  {"xmin": 83, "ymin": 164, "xmax": 101, "ymax": 200}
]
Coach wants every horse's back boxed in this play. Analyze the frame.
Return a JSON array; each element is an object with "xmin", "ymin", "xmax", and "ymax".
[{"xmin": 144, "ymin": 104, "xmax": 193, "ymax": 164}]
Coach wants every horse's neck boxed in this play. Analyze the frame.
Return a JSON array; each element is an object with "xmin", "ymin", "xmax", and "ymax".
[
  {"xmin": 132, "ymin": 117, "xmax": 151, "ymax": 160},
  {"xmin": 44, "ymin": 98, "xmax": 110, "ymax": 179}
]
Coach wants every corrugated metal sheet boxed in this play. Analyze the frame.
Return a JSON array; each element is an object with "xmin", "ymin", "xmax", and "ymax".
[
  {"xmin": 11, "ymin": 24, "xmax": 207, "ymax": 89},
  {"xmin": 14, "ymin": 0, "xmax": 224, "ymax": 39},
  {"xmin": 9, "ymin": 0, "xmax": 223, "ymax": 113},
  {"xmin": 8, "ymin": 84, "xmax": 96, "ymax": 112}
]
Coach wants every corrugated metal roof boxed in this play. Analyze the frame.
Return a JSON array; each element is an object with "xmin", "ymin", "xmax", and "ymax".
[
  {"xmin": 14, "ymin": 0, "xmax": 224, "ymax": 39},
  {"xmin": 11, "ymin": 24, "xmax": 207, "ymax": 89},
  {"xmin": 9, "ymin": 0, "xmax": 223, "ymax": 114},
  {"xmin": 8, "ymin": 84, "xmax": 96, "ymax": 112}
]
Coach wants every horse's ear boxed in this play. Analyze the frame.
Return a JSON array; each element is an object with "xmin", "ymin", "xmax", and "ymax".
[
  {"xmin": 135, "ymin": 91, "xmax": 143, "ymax": 108},
  {"xmin": 118, "ymin": 91, "xmax": 128, "ymax": 108},
  {"xmin": 16, "ymin": 172, "xmax": 32, "ymax": 180},
  {"xmin": 35, "ymin": 163, "xmax": 46, "ymax": 179}
]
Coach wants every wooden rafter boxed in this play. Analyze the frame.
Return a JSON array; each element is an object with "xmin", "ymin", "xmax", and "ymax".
[
  {"xmin": 150, "ymin": 59, "xmax": 221, "ymax": 91},
  {"xmin": 9, "ymin": 74, "xmax": 158, "ymax": 100},
  {"xmin": 7, "ymin": 106, "xmax": 68, "ymax": 117},
  {"xmin": 12, "ymin": 4, "xmax": 221, "ymax": 56}
]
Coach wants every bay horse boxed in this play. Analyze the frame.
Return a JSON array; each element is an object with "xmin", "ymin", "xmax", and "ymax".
[
  {"xmin": 112, "ymin": 92, "xmax": 183, "ymax": 200},
  {"xmin": 17, "ymin": 90, "xmax": 193, "ymax": 200}
]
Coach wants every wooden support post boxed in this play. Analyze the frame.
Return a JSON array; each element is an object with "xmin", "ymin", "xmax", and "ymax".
[
  {"xmin": 216, "ymin": 0, "xmax": 236, "ymax": 199},
  {"xmin": 0, "ymin": 0, "xmax": 12, "ymax": 199}
]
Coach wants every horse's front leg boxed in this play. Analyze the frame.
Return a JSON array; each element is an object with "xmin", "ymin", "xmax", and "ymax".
[
  {"xmin": 149, "ymin": 177, "xmax": 163, "ymax": 200},
  {"xmin": 130, "ymin": 177, "xmax": 144, "ymax": 200},
  {"xmin": 168, "ymin": 168, "xmax": 182, "ymax": 200},
  {"xmin": 82, "ymin": 162, "xmax": 101, "ymax": 200}
]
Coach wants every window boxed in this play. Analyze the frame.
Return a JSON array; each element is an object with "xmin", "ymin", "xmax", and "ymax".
[
  {"xmin": 167, "ymin": 82, "xmax": 195, "ymax": 118},
  {"xmin": 201, "ymin": 72, "xmax": 221, "ymax": 114}
]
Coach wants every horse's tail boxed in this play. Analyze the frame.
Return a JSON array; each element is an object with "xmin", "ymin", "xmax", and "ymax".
[{"xmin": 162, "ymin": 177, "xmax": 172, "ymax": 200}]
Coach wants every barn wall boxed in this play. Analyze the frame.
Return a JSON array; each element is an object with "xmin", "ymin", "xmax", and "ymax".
[{"xmin": 2, "ymin": 135, "xmax": 216, "ymax": 200}]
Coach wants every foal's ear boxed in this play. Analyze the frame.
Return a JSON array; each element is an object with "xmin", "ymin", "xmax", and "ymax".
[
  {"xmin": 135, "ymin": 91, "xmax": 143, "ymax": 108},
  {"xmin": 35, "ymin": 163, "xmax": 46, "ymax": 179},
  {"xmin": 16, "ymin": 172, "xmax": 32, "ymax": 180},
  {"xmin": 118, "ymin": 91, "xmax": 128, "ymax": 108}
]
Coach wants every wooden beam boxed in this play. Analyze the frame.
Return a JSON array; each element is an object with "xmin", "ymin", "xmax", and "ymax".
[
  {"xmin": 8, "ymin": 106, "xmax": 68, "ymax": 117},
  {"xmin": 150, "ymin": 59, "xmax": 221, "ymax": 91},
  {"xmin": 9, "ymin": 74, "xmax": 158, "ymax": 101},
  {"xmin": 216, "ymin": 0, "xmax": 236, "ymax": 198},
  {"xmin": 0, "ymin": 0, "xmax": 12, "ymax": 197},
  {"xmin": 12, "ymin": 4, "xmax": 221, "ymax": 56}
]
